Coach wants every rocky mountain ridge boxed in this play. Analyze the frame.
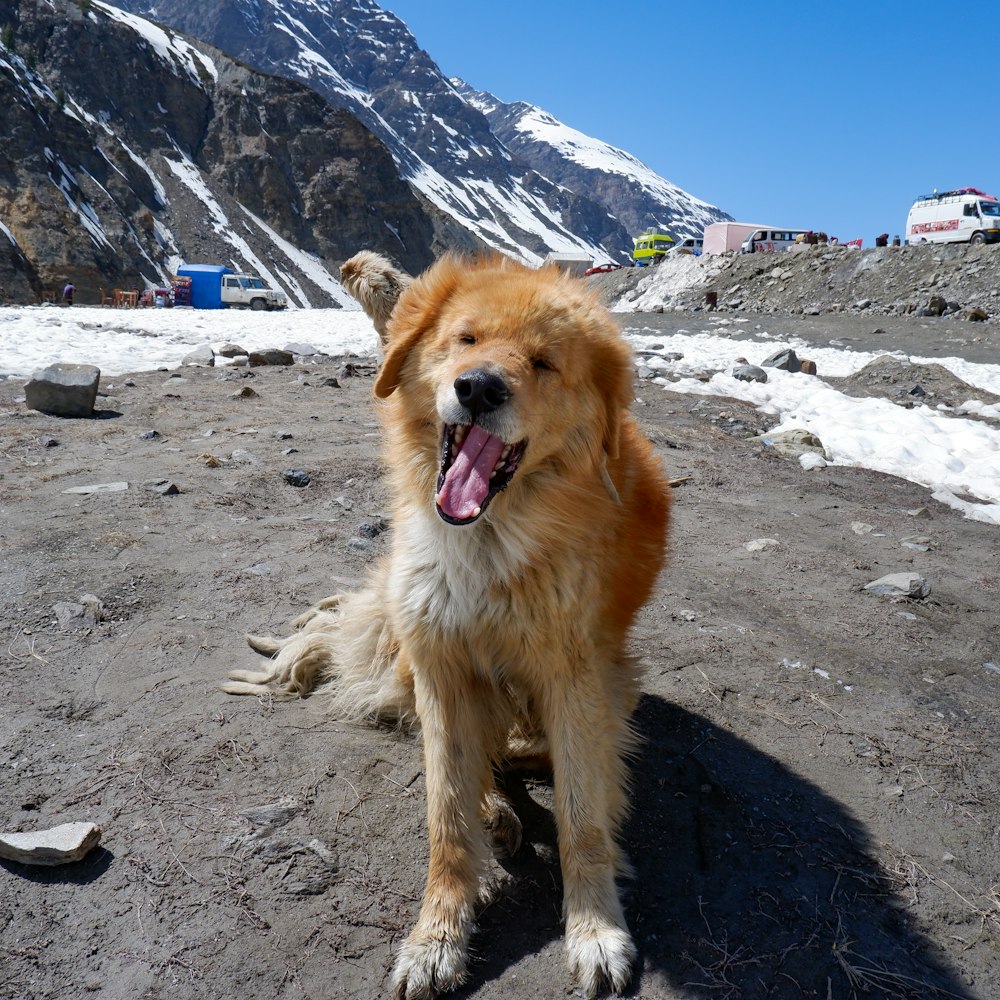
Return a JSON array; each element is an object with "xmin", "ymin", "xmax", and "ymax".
[
  {"xmin": 456, "ymin": 81, "xmax": 730, "ymax": 242},
  {"xmin": 0, "ymin": 0, "xmax": 437, "ymax": 305},
  {"xmin": 107, "ymin": 0, "xmax": 729, "ymax": 264}
]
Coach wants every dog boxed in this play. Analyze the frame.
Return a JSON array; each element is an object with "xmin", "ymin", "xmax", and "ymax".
[
  {"xmin": 339, "ymin": 250, "xmax": 413, "ymax": 352},
  {"xmin": 225, "ymin": 254, "xmax": 671, "ymax": 998}
]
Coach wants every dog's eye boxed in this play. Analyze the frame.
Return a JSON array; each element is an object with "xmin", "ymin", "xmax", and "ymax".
[
  {"xmin": 532, "ymin": 357, "xmax": 553, "ymax": 371},
  {"xmin": 459, "ymin": 334, "xmax": 476, "ymax": 345}
]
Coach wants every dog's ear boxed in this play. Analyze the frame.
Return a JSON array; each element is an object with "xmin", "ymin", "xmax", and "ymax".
[
  {"xmin": 594, "ymin": 331, "xmax": 635, "ymax": 461},
  {"xmin": 374, "ymin": 255, "xmax": 464, "ymax": 399}
]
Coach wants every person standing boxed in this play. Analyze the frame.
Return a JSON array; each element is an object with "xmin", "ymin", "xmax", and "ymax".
[{"xmin": 62, "ymin": 281, "xmax": 75, "ymax": 306}]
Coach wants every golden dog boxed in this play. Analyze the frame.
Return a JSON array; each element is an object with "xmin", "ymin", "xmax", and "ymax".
[{"xmin": 225, "ymin": 254, "xmax": 670, "ymax": 998}]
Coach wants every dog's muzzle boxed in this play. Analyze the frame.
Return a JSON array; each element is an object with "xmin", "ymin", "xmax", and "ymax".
[{"xmin": 435, "ymin": 370, "xmax": 525, "ymax": 525}]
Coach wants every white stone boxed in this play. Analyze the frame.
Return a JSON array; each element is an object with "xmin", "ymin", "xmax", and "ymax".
[
  {"xmin": 62, "ymin": 482, "xmax": 129, "ymax": 494},
  {"xmin": 0, "ymin": 822, "xmax": 102, "ymax": 866}
]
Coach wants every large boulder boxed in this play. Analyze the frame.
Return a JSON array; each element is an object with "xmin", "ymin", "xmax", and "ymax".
[{"xmin": 24, "ymin": 363, "xmax": 101, "ymax": 417}]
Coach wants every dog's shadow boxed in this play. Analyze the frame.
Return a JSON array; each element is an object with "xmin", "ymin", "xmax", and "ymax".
[{"xmin": 466, "ymin": 695, "xmax": 976, "ymax": 999}]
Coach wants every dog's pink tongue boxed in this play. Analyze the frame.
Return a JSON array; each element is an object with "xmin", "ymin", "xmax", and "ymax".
[{"xmin": 438, "ymin": 425, "xmax": 505, "ymax": 520}]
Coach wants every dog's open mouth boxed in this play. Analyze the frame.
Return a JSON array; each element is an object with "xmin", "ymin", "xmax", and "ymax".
[{"xmin": 435, "ymin": 424, "xmax": 524, "ymax": 525}]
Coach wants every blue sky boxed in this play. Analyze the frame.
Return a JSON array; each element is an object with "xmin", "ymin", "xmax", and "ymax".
[{"xmin": 383, "ymin": 2, "xmax": 999, "ymax": 245}]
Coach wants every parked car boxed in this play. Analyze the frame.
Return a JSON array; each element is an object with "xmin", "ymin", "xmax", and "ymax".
[
  {"xmin": 584, "ymin": 262, "xmax": 624, "ymax": 275},
  {"xmin": 665, "ymin": 237, "xmax": 703, "ymax": 256}
]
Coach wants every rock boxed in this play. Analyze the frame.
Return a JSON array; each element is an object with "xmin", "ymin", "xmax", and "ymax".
[
  {"xmin": 854, "ymin": 299, "xmax": 871, "ymax": 309},
  {"xmin": 799, "ymin": 452, "xmax": 827, "ymax": 470},
  {"xmin": 358, "ymin": 516, "xmax": 390, "ymax": 538},
  {"xmin": 752, "ymin": 429, "xmax": 825, "ymax": 460},
  {"xmin": 249, "ymin": 349, "xmax": 295, "ymax": 366},
  {"xmin": 61, "ymin": 482, "xmax": 129, "ymax": 494},
  {"xmin": 216, "ymin": 343, "xmax": 247, "ymax": 358},
  {"xmin": 798, "ymin": 359, "xmax": 818, "ymax": 376},
  {"xmin": 283, "ymin": 468, "xmax": 311, "ymax": 487},
  {"xmin": 962, "ymin": 306, "xmax": 988, "ymax": 322},
  {"xmin": 53, "ymin": 594, "xmax": 104, "ymax": 628},
  {"xmin": 926, "ymin": 295, "xmax": 947, "ymax": 317},
  {"xmin": 230, "ymin": 449, "xmax": 259, "ymax": 465},
  {"xmin": 144, "ymin": 479, "xmax": 180, "ymax": 495},
  {"xmin": 231, "ymin": 386, "xmax": 260, "ymax": 399},
  {"xmin": 864, "ymin": 572, "xmax": 930, "ymax": 599},
  {"xmin": 182, "ymin": 344, "xmax": 215, "ymax": 367},
  {"xmin": 0, "ymin": 822, "xmax": 102, "ymax": 866},
  {"xmin": 321, "ymin": 377, "xmax": 341, "ymax": 388},
  {"xmin": 762, "ymin": 348, "xmax": 801, "ymax": 373},
  {"xmin": 733, "ymin": 364, "xmax": 767, "ymax": 383},
  {"xmin": 240, "ymin": 798, "xmax": 301, "ymax": 832},
  {"xmin": 52, "ymin": 602, "xmax": 86, "ymax": 628},
  {"xmin": 900, "ymin": 535, "xmax": 932, "ymax": 552},
  {"xmin": 285, "ymin": 342, "xmax": 319, "ymax": 355},
  {"xmin": 79, "ymin": 594, "xmax": 104, "ymax": 620},
  {"xmin": 744, "ymin": 538, "xmax": 780, "ymax": 552},
  {"xmin": 138, "ymin": 429, "xmax": 161, "ymax": 440},
  {"xmin": 40, "ymin": 435, "xmax": 59, "ymax": 448},
  {"xmin": 24, "ymin": 363, "xmax": 100, "ymax": 418}
]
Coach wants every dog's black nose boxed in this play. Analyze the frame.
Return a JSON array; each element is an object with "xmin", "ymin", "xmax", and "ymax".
[{"xmin": 454, "ymin": 369, "xmax": 510, "ymax": 416}]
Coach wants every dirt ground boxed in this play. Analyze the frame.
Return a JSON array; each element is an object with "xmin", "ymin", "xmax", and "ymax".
[{"xmin": 1, "ymin": 315, "xmax": 998, "ymax": 1000}]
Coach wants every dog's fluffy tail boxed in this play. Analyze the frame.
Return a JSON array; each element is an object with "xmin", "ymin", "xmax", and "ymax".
[{"xmin": 224, "ymin": 587, "xmax": 416, "ymax": 726}]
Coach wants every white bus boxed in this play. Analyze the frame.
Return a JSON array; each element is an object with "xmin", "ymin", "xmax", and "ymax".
[
  {"xmin": 740, "ymin": 228, "xmax": 810, "ymax": 253},
  {"xmin": 905, "ymin": 188, "xmax": 1000, "ymax": 245}
]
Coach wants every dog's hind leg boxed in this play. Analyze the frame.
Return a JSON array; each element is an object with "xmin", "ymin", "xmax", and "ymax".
[{"xmin": 224, "ymin": 584, "xmax": 417, "ymax": 726}]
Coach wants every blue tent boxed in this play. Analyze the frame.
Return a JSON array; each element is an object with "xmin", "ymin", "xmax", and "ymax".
[{"xmin": 176, "ymin": 264, "xmax": 233, "ymax": 309}]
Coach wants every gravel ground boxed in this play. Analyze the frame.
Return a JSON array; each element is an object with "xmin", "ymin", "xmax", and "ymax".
[{"xmin": 0, "ymin": 324, "xmax": 997, "ymax": 1000}]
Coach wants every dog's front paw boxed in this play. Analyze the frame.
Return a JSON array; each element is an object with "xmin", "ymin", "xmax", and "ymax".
[
  {"xmin": 566, "ymin": 923, "xmax": 636, "ymax": 997},
  {"xmin": 391, "ymin": 935, "xmax": 468, "ymax": 1000}
]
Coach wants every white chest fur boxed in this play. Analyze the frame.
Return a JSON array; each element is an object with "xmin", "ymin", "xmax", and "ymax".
[{"xmin": 389, "ymin": 506, "xmax": 532, "ymax": 636}]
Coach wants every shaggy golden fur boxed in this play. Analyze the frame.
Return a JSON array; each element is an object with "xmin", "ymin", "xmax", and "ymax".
[
  {"xmin": 339, "ymin": 250, "xmax": 413, "ymax": 350},
  {"xmin": 225, "ymin": 255, "xmax": 670, "ymax": 998}
]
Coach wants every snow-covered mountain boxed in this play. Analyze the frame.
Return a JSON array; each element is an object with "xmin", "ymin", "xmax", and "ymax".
[
  {"xmin": 456, "ymin": 83, "xmax": 730, "ymax": 240},
  {"xmin": 0, "ymin": 0, "xmax": 437, "ymax": 305},
  {"xmin": 0, "ymin": 0, "xmax": 733, "ymax": 304},
  {"xmin": 109, "ymin": 0, "xmax": 730, "ymax": 263}
]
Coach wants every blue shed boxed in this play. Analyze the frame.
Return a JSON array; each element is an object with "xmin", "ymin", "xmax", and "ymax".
[{"xmin": 176, "ymin": 264, "xmax": 233, "ymax": 309}]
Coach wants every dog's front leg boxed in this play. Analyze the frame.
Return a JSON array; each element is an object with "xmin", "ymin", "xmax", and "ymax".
[
  {"xmin": 391, "ymin": 664, "xmax": 494, "ymax": 1000},
  {"xmin": 544, "ymin": 671, "xmax": 636, "ymax": 997}
]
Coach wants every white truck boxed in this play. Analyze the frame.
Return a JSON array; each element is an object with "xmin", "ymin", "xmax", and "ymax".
[
  {"xmin": 905, "ymin": 188, "xmax": 1000, "ymax": 246},
  {"xmin": 221, "ymin": 273, "xmax": 288, "ymax": 310},
  {"xmin": 175, "ymin": 264, "xmax": 288, "ymax": 310}
]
